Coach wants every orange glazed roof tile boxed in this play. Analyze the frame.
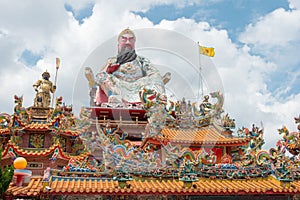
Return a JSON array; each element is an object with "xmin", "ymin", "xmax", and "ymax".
[
  {"xmin": 3, "ymin": 142, "xmax": 59, "ymax": 157},
  {"xmin": 7, "ymin": 177, "xmax": 43, "ymax": 197},
  {"xmin": 0, "ymin": 127, "xmax": 9, "ymax": 135},
  {"xmin": 7, "ymin": 176, "xmax": 300, "ymax": 197},
  {"xmin": 161, "ymin": 127, "xmax": 249, "ymax": 145},
  {"xmin": 22, "ymin": 122, "xmax": 80, "ymax": 136},
  {"xmin": 2, "ymin": 142, "xmax": 89, "ymax": 161},
  {"xmin": 24, "ymin": 122, "xmax": 50, "ymax": 130},
  {"xmin": 59, "ymin": 130, "xmax": 80, "ymax": 137}
]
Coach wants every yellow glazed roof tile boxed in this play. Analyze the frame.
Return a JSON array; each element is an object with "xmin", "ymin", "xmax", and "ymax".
[
  {"xmin": 7, "ymin": 176, "xmax": 300, "ymax": 197},
  {"xmin": 161, "ymin": 127, "xmax": 248, "ymax": 145}
]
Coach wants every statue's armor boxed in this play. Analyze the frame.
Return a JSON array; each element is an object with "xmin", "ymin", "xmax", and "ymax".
[
  {"xmin": 96, "ymin": 56, "xmax": 165, "ymax": 104},
  {"xmin": 113, "ymin": 60, "xmax": 144, "ymax": 82},
  {"xmin": 33, "ymin": 79, "xmax": 55, "ymax": 107}
]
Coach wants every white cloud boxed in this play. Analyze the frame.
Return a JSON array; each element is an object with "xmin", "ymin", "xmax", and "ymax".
[
  {"xmin": 239, "ymin": 8, "xmax": 300, "ymax": 45},
  {"xmin": 236, "ymin": 2, "xmax": 300, "ymax": 148},
  {"xmin": 289, "ymin": 0, "xmax": 300, "ymax": 10},
  {"xmin": 238, "ymin": 6, "xmax": 300, "ymax": 70}
]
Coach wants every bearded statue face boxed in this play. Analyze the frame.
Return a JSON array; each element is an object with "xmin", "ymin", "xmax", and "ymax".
[{"xmin": 118, "ymin": 33, "xmax": 135, "ymax": 54}]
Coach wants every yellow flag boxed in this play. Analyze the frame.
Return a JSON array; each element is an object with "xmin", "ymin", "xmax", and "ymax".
[
  {"xmin": 199, "ymin": 46, "xmax": 215, "ymax": 57},
  {"xmin": 56, "ymin": 57, "xmax": 60, "ymax": 69}
]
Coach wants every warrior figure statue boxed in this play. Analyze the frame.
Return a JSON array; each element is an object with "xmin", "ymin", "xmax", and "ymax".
[{"xmin": 33, "ymin": 71, "xmax": 56, "ymax": 108}]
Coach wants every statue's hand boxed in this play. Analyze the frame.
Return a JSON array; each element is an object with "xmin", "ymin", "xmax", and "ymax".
[
  {"xmin": 96, "ymin": 72, "xmax": 108, "ymax": 82},
  {"xmin": 106, "ymin": 64, "xmax": 120, "ymax": 74}
]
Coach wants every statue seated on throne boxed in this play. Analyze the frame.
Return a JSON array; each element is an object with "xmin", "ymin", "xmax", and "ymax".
[{"xmin": 85, "ymin": 28, "xmax": 171, "ymax": 107}]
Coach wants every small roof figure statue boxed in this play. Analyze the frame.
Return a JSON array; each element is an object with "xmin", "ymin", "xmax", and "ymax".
[{"xmin": 33, "ymin": 71, "xmax": 56, "ymax": 108}]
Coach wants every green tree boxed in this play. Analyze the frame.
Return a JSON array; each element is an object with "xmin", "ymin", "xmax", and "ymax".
[{"xmin": 0, "ymin": 149, "xmax": 14, "ymax": 199}]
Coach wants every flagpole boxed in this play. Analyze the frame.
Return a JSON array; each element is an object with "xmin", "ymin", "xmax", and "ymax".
[
  {"xmin": 51, "ymin": 58, "xmax": 60, "ymax": 108},
  {"xmin": 197, "ymin": 42, "xmax": 204, "ymax": 101}
]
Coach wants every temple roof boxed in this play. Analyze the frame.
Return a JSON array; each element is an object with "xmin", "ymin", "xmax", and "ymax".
[
  {"xmin": 24, "ymin": 122, "xmax": 51, "ymax": 131},
  {"xmin": 159, "ymin": 126, "xmax": 249, "ymax": 146},
  {"xmin": 6, "ymin": 176, "xmax": 300, "ymax": 197},
  {"xmin": 7, "ymin": 177, "xmax": 43, "ymax": 197},
  {"xmin": 0, "ymin": 127, "xmax": 9, "ymax": 135},
  {"xmin": 0, "ymin": 120, "xmax": 80, "ymax": 136},
  {"xmin": 2, "ymin": 142, "xmax": 89, "ymax": 161}
]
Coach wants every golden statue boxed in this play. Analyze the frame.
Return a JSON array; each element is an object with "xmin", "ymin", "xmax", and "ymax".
[{"xmin": 33, "ymin": 71, "xmax": 56, "ymax": 107}]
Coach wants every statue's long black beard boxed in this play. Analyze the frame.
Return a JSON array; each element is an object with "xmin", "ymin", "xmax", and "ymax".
[{"xmin": 117, "ymin": 47, "xmax": 137, "ymax": 65}]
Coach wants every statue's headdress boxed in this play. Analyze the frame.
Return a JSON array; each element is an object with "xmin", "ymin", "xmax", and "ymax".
[
  {"xmin": 118, "ymin": 28, "xmax": 136, "ymax": 41},
  {"xmin": 42, "ymin": 71, "xmax": 50, "ymax": 78},
  {"xmin": 204, "ymin": 95, "xmax": 209, "ymax": 101}
]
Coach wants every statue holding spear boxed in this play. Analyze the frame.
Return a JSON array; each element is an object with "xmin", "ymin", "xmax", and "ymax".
[
  {"xmin": 33, "ymin": 58, "xmax": 60, "ymax": 108},
  {"xmin": 51, "ymin": 58, "xmax": 60, "ymax": 107}
]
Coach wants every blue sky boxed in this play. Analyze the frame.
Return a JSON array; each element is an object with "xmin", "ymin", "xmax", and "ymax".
[
  {"xmin": 0, "ymin": 0, "xmax": 300, "ymax": 149},
  {"xmin": 64, "ymin": 3, "xmax": 94, "ymax": 25},
  {"xmin": 136, "ymin": 0, "xmax": 290, "ymax": 42}
]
